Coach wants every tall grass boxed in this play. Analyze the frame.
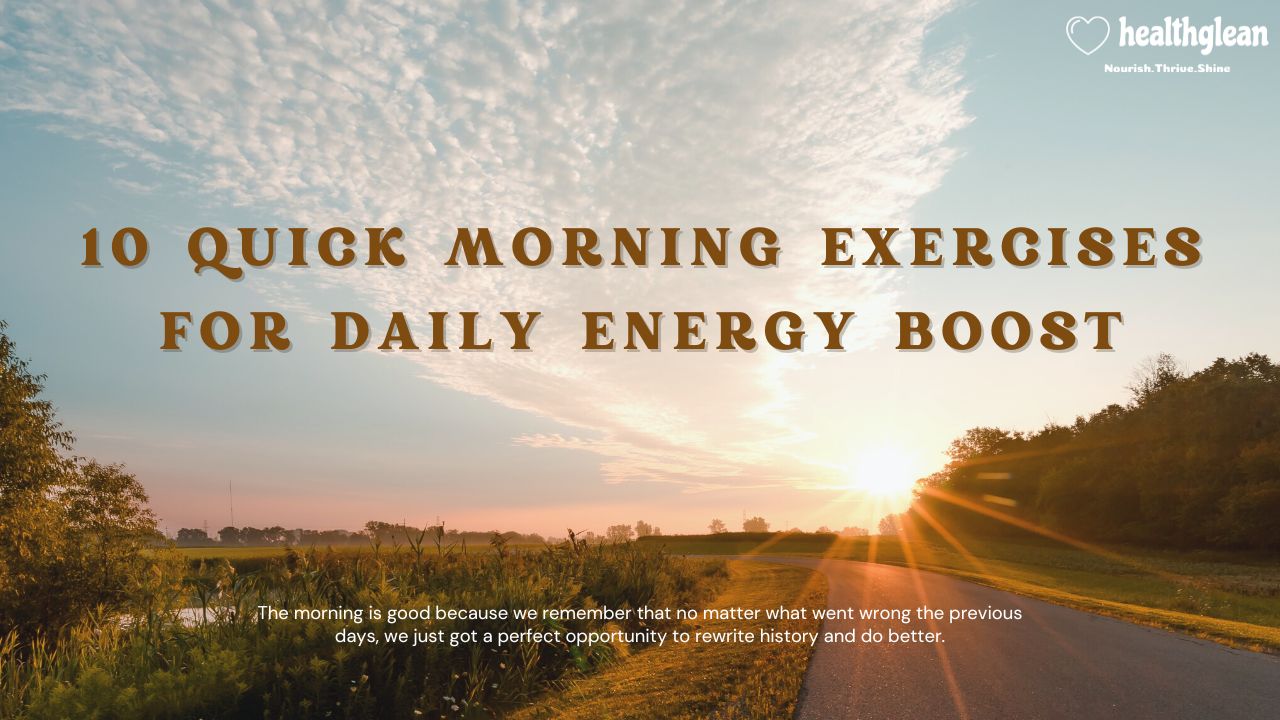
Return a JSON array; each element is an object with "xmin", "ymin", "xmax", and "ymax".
[{"xmin": 0, "ymin": 532, "xmax": 724, "ymax": 719}]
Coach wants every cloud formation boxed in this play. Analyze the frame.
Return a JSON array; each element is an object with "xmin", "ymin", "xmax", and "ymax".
[{"xmin": 0, "ymin": 0, "xmax": 969, "ymax": 491}]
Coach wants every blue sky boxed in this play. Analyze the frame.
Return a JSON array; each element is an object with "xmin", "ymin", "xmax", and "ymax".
[{"xmin": 1, "ymin": 0, "xmax": 1277, "ymax": 535}]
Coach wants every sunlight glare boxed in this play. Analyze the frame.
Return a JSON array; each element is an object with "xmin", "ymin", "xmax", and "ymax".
[{"xmin": 841, "ymin": 444, "xmax": 923, "ymax": 503}]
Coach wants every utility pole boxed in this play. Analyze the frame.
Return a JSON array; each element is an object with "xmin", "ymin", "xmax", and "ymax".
[{"xmin": 228, "ymin": 480, "xmax": 235, "ymax": 529}]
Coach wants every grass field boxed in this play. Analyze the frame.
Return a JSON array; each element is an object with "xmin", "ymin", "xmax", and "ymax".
[
  {"xmin": 511, "ymin": 560, "xmax": 826, "ymax": 720},
  {"xmin": 640, "ymin": 533, "xmax": 1280, "ymax": 652}
]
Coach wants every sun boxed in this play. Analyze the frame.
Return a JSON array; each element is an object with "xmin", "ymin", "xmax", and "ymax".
[{"xmin": 841, "ymin": 445, "xmax": 923, "ymax": 500}]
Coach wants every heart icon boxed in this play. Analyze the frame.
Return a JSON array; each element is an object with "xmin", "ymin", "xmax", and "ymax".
[{"xmin": 1065, "ymin": 16, "xmax": 1110, "ymax": 55}]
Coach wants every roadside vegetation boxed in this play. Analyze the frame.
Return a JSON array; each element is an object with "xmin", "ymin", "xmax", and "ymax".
[
  {"xmin": 646, "ymin": 531, "xmax": 1280, "ymax": 651},
  {"xmin": 512, "ymin": 560, "xmax": 825, "ymax": 720},
  {"xmin": 0, "ymin": 323, "xmax": 727, "ymax": 718},
  {"xmin": 3, "ymin": 537, "xmax": 723, "ymax": 718},
  {"xmin": 654, "ymin": 353, "xmax": 1280, "ymax": 652}
]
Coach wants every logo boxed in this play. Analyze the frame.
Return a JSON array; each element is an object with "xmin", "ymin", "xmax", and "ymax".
[
  {"xmin": 1116, "ymin": 17, "xmax": 1269, "ymax": 55},
  {"xmin": 1066, "ymin": 16, "xmax": 1270, "ymax": 57},
  {"xmin": 1066, "ymin": 16, "xmax": 1111, "ymax": 55}
]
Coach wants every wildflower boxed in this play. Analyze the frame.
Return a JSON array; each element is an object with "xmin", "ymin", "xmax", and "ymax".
[{"xmin": 451, "ymin": 705, "xmax": 460, "ymax": 711}]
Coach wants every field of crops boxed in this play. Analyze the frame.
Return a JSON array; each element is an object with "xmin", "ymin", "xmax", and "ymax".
[{"xmin": 3, "ymin": 537, "xmax": 725, "ymax": 718}]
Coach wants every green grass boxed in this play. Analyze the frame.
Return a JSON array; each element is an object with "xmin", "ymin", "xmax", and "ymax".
[
  {"xmin": 511, "ymin": 560, "xmax": 826, "ymax": 720},
  {"xmin": 641, "ymin": 533, "xmax": 1280, "ymax": 652}
]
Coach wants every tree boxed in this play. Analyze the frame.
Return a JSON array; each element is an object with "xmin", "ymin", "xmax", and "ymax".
[
  {"xmin": 708, "ymin": 518, "xmax": 727, "ymax": 534},
  {"xmin": 742, "ymin": 516, "xmax": 769, "ymax": 533},
  {"xmin": 946, "ymin": 427, "xmax": 1019, "ymax": 464},
  {"xmin": 916, "ymin": 354, "xmax": 1280, "ymax": 551},
  {"xmin": 0, "ymin": 322, "xmax": 166, "ymax": 637},
  {"xmin": 0, "ymin": 321, "xmax": 73, "ymax": 502},
  {"xmin": 62, "ymin": 462, "xmax": 159, "ymax": 597},
  {"xmin": 218, "ymin": 526, "xmax": 242, "ymax": 545},
  {"xmin": 840, "ymin": 526, "xmax": 869, "ymax": 537},
  {"xmin": 177, "ymin": 527, "xmax": 211, "ymax": 545},
  {"xmin": 364, "ymin": 520, "xmax": 398, "ymax": 543},
  {"xmin": 605, "ymin": 524, "xmax": 634, "ymax": 542},
  {"xmin": 635, "ymin": 520, "xmax": 654, "ymax": 537},
  {"xmin": 1127, "ymin": 352, "xmax": 1183, "ymax": 404},
  {"xmin": 877, "ymin": 514, "xmax": 901, "ymax": 536}
]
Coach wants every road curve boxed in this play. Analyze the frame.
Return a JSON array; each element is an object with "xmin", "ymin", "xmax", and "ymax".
[{"xmin": 737, "ymin": 556, "xmax": 1280, "ymax": 720}]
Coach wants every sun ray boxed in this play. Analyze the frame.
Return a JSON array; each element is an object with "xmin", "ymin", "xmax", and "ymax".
[
  {"xmin": 918, "ymin": 487, "xmax": 1190, "ymax": 583},
  {"xmin": 896, "ymin": 513, "xmax": 971, "ymax": 720},
  {"xmin": 911, "ymin": 502, "xmax": 1122, "ymax": 685}
]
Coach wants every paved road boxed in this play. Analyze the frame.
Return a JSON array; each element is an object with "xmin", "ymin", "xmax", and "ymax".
[{"xmin": 739, "ymin": 556, "xmax": 1280, "ymax": 720}]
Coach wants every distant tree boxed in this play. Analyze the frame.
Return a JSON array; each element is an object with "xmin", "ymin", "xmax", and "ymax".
[
  {"xmin": 742, "ymin": 516, "xmax": 769, "ymax": 533},
  {"xmin": 364, "ymin": 520, "xmax": 394, "ymax": 543},
  {"xmin": 605, "ymin": 524, "xmax": 634, "ymax": 542},
  {"xmin": 218, "ymin": 526, "xmax": 242, "ymax": 545},
  {"xmin": 708, "ymin": 518, "xmax": 727, "ymax": 534},
  {"xmin": 816, "ymin": 525, "xmax": 832, "ymax": 534},
  {"xmin": 176, "ymin": 527, "xmax": 211, "ymax": 545},
  {"xmin": 840, "ymin": 526, "xmax": 869, "ymax": 537},
  {"xmin": 635, "ymin": 520, "xmax": 654, "ymax": 537},
  {"xmin": 877, "ymin": 514, "xmax": 900, "ymax": 536}
]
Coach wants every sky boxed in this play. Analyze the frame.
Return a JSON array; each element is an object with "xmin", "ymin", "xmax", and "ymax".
[{"xmin": 1, "ymin": 0, "xmax": 1277, "ymax": 537}]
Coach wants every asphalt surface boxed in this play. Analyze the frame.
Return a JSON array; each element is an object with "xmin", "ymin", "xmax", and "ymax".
[{"xmin": 737, "ymin": 556, "xmax": 1280, "ymax": 720}]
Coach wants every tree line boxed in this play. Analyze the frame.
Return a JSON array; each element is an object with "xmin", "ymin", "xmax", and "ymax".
[
  {"xmin": 175, "ymin": 522, "xmax": 548, "ymax": 547},
  {"xmin": 914, "ymin": 353, "xmax": 1280, "ymax": 551}
]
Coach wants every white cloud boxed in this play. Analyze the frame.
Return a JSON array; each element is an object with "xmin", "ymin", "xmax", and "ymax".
[{"xmin": 0, "ymin": 0, "xmax": 969, "ymax": 491}]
